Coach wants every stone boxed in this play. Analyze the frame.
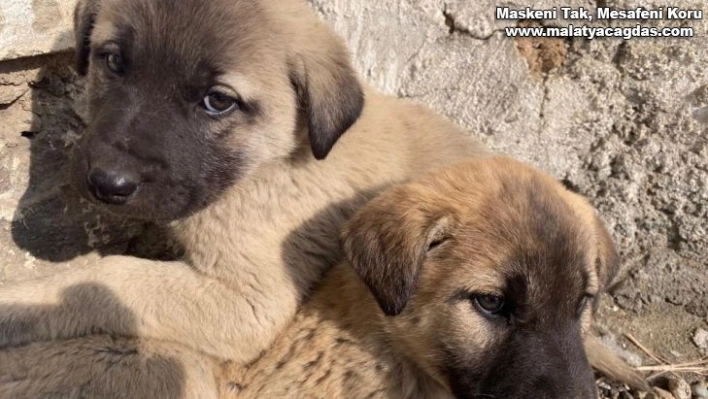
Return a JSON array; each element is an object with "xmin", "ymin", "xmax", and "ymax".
[
  {"xmin": 652, "ymin": 388, "xmax": 676, "ymax": 399},
  {"xmin": 692, "ymin": 381, "xmax": 708, "ymax": 398},
  {"xmin": 693, "ymin": 328, "xmax": 708, "ymax": 350},
  {"xmin": 667, "ymin": 376, "xmax": 691, "ymax": 399},
  {"xmin": 0, "ymin": 95, "xmax": 41, "ymax": 137}
]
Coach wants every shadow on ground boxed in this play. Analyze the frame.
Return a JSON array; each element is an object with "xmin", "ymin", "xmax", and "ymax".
[{"xmin": 3, "ymin": 49, "xmax": 180, "ymax": 270}]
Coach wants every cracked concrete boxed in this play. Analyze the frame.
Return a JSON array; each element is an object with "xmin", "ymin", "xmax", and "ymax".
[{"xmin": 0, "ymin": 0, "xmax": 706, "ymax": 394}]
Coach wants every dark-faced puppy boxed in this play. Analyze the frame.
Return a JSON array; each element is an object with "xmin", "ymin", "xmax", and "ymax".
[
  {"xmin": 343, "ymin": 156, "xmax": 619, "ymax": 398},
  {"xmin": 71, "ymin": 0, "xmax": 363, "ymax": 220},
  {"xmin": 217, "ymin": 156, "xmax": 641, "ymax": 399},
  {"xmin": 0, "ymin": 0, "xmax": 488, "ymax": 379}
]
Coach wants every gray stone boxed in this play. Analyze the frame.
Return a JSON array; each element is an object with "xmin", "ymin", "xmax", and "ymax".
[
  {"xmin": 693, "ymin": 328, "xmax": 708, "ymax": 350},
  {"xmin": 692, "ymin": 382, "xmax": 708, "ymax": 398},
  {"xmin": 667, "ymin": 376, "xmax": 691, "ymax": 399}
]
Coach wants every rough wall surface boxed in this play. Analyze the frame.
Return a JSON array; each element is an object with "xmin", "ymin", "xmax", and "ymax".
[
  {"xmin": 0, "ymin": 0, "xmax": 76, "ymax": 61},
  {"xmin": 0, "ymin": 0, "xmax": 706, "ymax": 393}
]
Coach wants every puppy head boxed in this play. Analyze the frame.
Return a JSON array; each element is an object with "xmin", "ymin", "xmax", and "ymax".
[
  {"xmin": 342, "ymin": 156, "xmax": 620, "ymax": 399},
  {"xmin": 71, "ymin": 0, "xmax": 363, "ymax": 220}
]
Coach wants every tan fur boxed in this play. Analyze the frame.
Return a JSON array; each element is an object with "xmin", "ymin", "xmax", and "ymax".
[
  {"xmin": 217, "ymin": 264, "xmax": 450, "ymax": 399},
  {"xmin": 217, "ymin": 157, "xmax": 646, "ymax": 398},
  {"xmin": 0, "ymin": 157, "xmax": 646, "ymax": 398},
  {"xmin": 0, "ymin": 0, "xmax": 486, "ymax": 396}
]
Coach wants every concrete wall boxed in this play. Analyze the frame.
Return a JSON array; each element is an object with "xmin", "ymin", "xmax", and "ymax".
[{"xmin": 0, "ymin": 0, "xmax": 77, "ymax": 61}]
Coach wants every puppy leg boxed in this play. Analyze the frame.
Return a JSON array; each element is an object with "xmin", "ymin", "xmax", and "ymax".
[
  {"xmin": 0, "ymin": 335, "xmax": 217, "ymax": 399},
  {"xmin": 0, "ymin": 255, "xmax": 289, "ymax": 362}
]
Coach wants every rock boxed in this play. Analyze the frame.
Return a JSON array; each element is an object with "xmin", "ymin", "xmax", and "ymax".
[
  {"xmin": 652, "ymin": 387, "xmax": 676, "ymax": 399},
  {"xmin": 0, "ymin": 83, "xmax": 29, "ymax": 105},
  {"xmin": 667, "ymin": 376, "xmax": 691, "ymax": 399},
  {"xmin": 693, "ymin": 328, "xmax": 708, "ymax": 350},
  {"xmin": 692, "ymin": 381, "xmax": 708, "ymax": 398},
  {"xmin": 0, "ymin": 101, "xmax": 41, "ymax": 137}
]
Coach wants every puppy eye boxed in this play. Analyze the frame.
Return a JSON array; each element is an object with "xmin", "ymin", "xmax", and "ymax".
[
  {"xmin": 576, "ymin": 294, "xmax": 594, "ymax": 317},
  {"xmin": 105, "ymin": 53, "xmax": 125, "ymax": 75},
  {"xmin": 473, "ymin": 294, "xmax": 506, "ymax": 316},
  {"xmin": 203, "ymin": 92, "xmax": 239, "ymax": 115},
  {"xmin": 427, "ymin": 236, "xmax": 449, "ymax": 251}
]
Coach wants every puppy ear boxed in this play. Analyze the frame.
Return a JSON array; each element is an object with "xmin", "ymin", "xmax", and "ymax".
[
  {"xmin": 289, "ymin": 27, "xmax": 364, "ymax": 160},
  {"xmin": 593, "ymin": 217, "xmax": 620, "ymax": 293},
  {"xmin": 341, "ymin": 186, "xmax": 450, "ymax": 316},
  {"xmin": 564, "ymin": 189, "xmax": 620, "ymax": 294},
  {"xmin": 74, "ymin": 0, "xmax": 101, "ymax": 76}
]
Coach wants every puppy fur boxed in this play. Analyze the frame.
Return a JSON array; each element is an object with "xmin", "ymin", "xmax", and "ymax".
[
  {"xmin": 0, "ymin": 157, "xmax": 641, "ymax": 398},
  {"xmin": 216, "ymin": 156, "xmax": 623, "ymax": 399},
  {"xmin": 0, "ymin": 0, "xmax": 484, "ymax": 380}
]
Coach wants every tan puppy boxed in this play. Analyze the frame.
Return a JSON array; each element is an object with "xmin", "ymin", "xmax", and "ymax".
[
  {"xmin": 0, "ymin": 0, "xmax": 484, "ymax": 377},
  {"xmin": 0, "ymin": 157, "xmax": 641, "ymax": 398}
]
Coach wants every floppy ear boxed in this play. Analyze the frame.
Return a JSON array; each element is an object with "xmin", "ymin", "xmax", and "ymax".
[
  {"xmin": 288, "ymin": 25, "xmax": 364, "ymax": 160},
  {"xmin": 74, "ymin": 0, "xmax": 102, "ymax": 76},
  {"xmin": 593, "ymin": 217, "xmax": 620, "ymax": 294},
  {"xmin": 564, "ymin": 189, "xmax": 620, "ymax": 295},
  {"xmin": 341, "ymin": 186, "xmax": 450, "ymax": 316}
]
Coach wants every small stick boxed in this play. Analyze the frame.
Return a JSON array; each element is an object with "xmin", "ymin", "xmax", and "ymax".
[
  {"xmin": 624, "ymin": 334, "xmax": 708, "ymax": 377},
  {"xmin": 624, "ymin": 333, "xmax": 670, "ymax": 365}
]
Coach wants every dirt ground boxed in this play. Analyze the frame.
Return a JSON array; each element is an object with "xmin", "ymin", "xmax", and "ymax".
[{"xmin": 0, "ymin": 1, "xmax": 707, "ymax": 397}]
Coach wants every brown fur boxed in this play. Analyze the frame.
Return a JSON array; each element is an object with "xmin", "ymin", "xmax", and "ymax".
[
  {"xmin": 218, "ymin": 157, "xmax": 643, "ymax": 398},
  {"xmin": 0, "ymin": 157, "xmax": 646, "ymax": 398}
]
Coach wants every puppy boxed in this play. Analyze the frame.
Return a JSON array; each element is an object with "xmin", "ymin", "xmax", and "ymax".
[
  {"xmin": 215, "ymin": 156, "xmax": 628, "ymax": 398},
  {"xmin": 0, "ymin": 0, "xmax": 484, "ymax": 372},
  {"xmin": 0, "ymin": 156, "xmax": 637, "ymax": 398}
]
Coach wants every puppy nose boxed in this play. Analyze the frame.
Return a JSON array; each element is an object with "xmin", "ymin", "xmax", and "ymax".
[{"xmin": 87, "ymin": 168, "xmax": 138, "ymax": 204}]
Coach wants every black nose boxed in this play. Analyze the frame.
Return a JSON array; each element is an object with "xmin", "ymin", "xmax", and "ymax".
[{"xmin": 87, "ymin": 168, "xmax": 138, "ymax": 204}]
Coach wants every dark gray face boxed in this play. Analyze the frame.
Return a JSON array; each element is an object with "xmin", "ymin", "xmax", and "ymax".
[
  {"xmin": 444, "ymin": 266, "xmax": 598, "ymax": 399},
  {"xmin": 448, "ymin": 327, "xmax": 597, "ymax": 399},
  {"xmin": 71, "ymin": 0, "xmax": 363, "ymax": 221},
  {"xmin": 343, "ymin": 159, "xmax": 618, "ymax": 399},
  {"xmin": 70, "ymin": 68, "xmax": 248, "ymax": 220},
  {"xmin": 443, "ymin": 179, "xmax": 600, "ymax": 399},
  {"xmin": 72, "ymin": 0, "xmax": 263, "ymax": 221}
]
